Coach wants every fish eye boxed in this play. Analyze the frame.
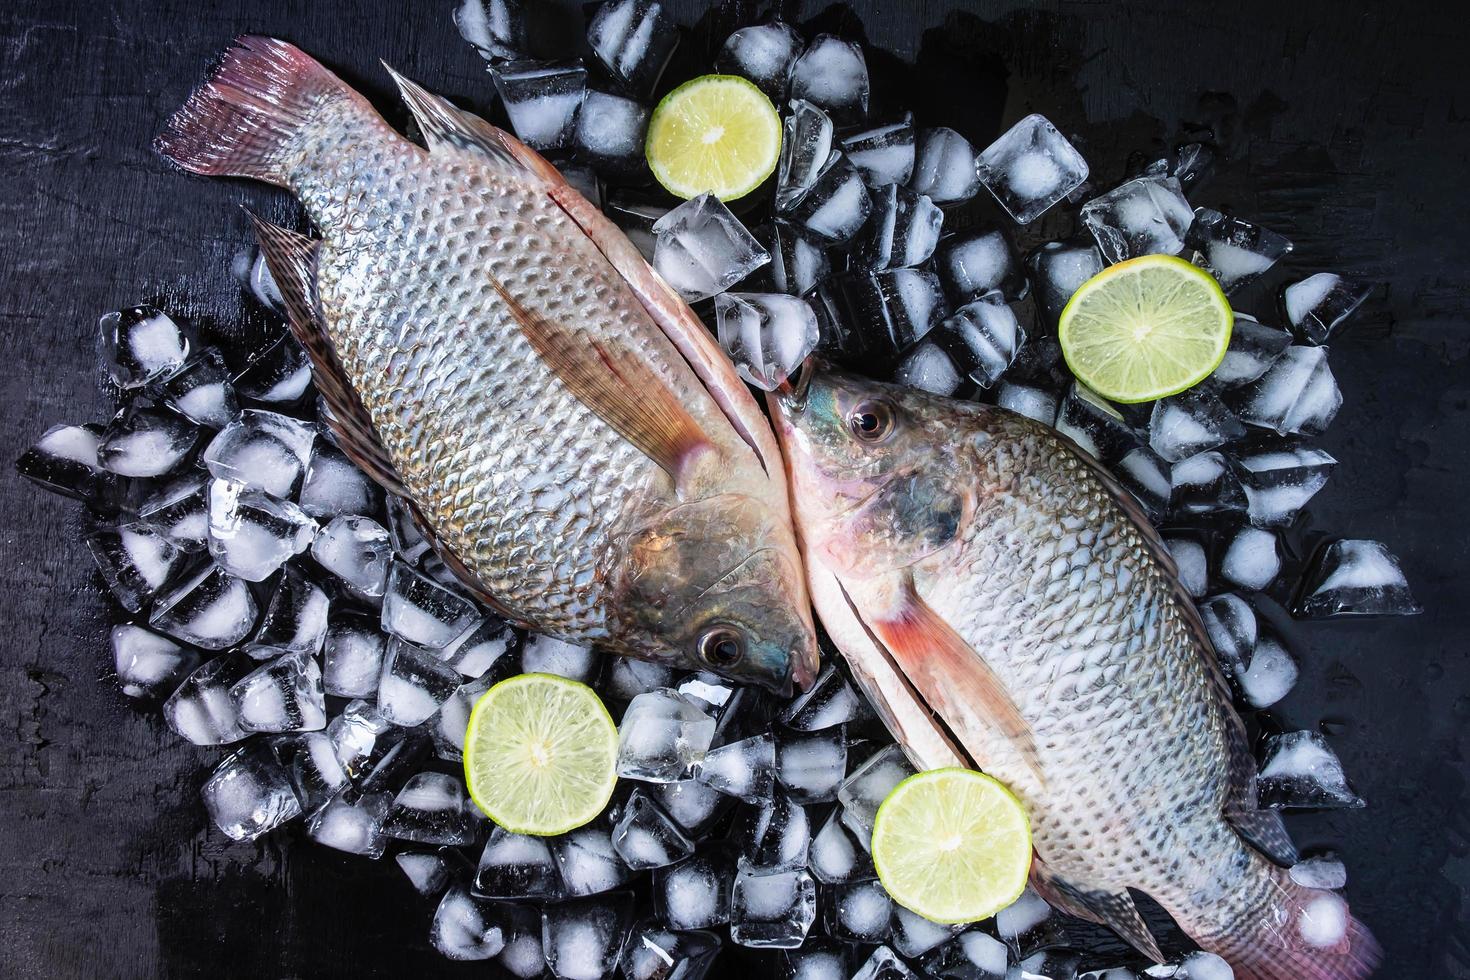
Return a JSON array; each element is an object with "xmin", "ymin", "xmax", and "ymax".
[
  {"xmin": 696, "ymin": 624, "xmax": 746, "ymax": 669},
  {"xmin": 847, "ymin": 400, "xmax": 895, "ymax": 443}
]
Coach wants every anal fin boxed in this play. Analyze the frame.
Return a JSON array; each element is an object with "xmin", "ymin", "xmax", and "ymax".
[{"xmin": 1030, "ymin": 855, "xmax": 1166, "ymax": 964}]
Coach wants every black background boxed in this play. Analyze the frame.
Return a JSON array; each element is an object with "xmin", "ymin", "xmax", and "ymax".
[{"xmin": 2, "ymin": 1, "xmax": 1467, "ymax": 977}]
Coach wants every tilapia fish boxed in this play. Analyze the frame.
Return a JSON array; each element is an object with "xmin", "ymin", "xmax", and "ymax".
[
  {"xmin": 157, "ymin": 37, "xmax": 817, "ymax": 693},
  {"xmin": 771, "ymin": 365, "xmax": 1379, "ymax": 980}
]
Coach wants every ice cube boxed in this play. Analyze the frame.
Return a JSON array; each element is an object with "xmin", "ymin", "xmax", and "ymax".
[
  {"xmin": 1295, "ymin": 539, "xmax": 1420, "ymax": 617},
  {"xmin": 620, "ymin": 920, "xmax": 722, "ymax": 980},
  {"xmin": 807, "ymin": 806, "xmax": 875, "ymax": 884},
  {"xmin": 202, "ymin": 409, "xmax": 315, "ymax": 497},
  {"xmin": 1185, "ymin": 208, "xmax": 1293, "ymax": 293},
  {"xmin": 284, "ymin": 729, "xmax": 349, "ymax": 813},
  {"xmin": 1026, "ymin": 238, "xmax": 1105, "ymax": 325},
  {"xmin": 500, "ymin": 908, "xmax": 550, "ymax": 976},
  {"xmin": 611, "ymin": 789, "xmax": 696, "ymax": 870},
  {"xmin": 454, "ymin": 0, "xmax": 526, "ymax": 61},
  {"xmin": 440, "ymin": 617, "xmax": 515, "ymax": 678},
  {"xmin": 1219, "ymin": 526, "xmax": 1280, "ymax": 592},
  {"xmin": 652, "ymin": 778, "xmax": 732, "ymax": 837},
  {"xmin": 781, "ymin": 662, "xmax": 864, "ymax": 731},
  {"xmin": 606, "ymin": 192, "xmax": 669, "ymax": 262},
  {"xmin": 1258, "ymin": 731, "xmax": 1364, "ymax": 809},
  {"xmin": 396, "ymin": 850, "xmax": 451, "ymax": 897},
  {"xmin": 1054, "ymin": 383, "xmax": 1137, "ymax": 463},
  {"xmin": 1283, "ymin": 273, "xmax": 1372, "ymax": 346},
  {"xmin": 307, "ymin": 788, "xmax": 391, "ymax": 857},
  {"xmin": 1143, "ymin": 951, "xmax": 1234, "ymax": 980},
  {"xmin": 328, "ymin": 699, "xmax": 429, "ymax": 791},
  {"xmin": 832, "ymin": 268, "xmax": 946, "ymax": 364},
  {"xmin": 777, "ymin": 100, "xmax": 836, "ymax": 211},
  {"xmin": 321, "ymin": 610, "xmax": 386, "ymax": 698},
  {"xmin": 618, "ymin": 689, "xmax": 717, "ymax": 782},
  {"xmin": 97, "ymin": 403, "xmax": 197, "ymax": 478},
  {"xmin": 855, "ymin": 184, "xmax": 944, "ymax": 271},
  {"xmin": 996, "ymin": 887, "xmax": 1066, "ymax": 956},
  {"xmin": 923, "ymin": 930, "xmax": 1009, "ymax": 978},
  {"xmin": 828, "ymin": 878, "xmax": 894, "ymax": 942},
  {"xmin": 1197, "ymin": 593, "xmax": 1257, "ymax": 677},
  {"xmin": 930, "ymin": 293, "xmax": 1025, "ymax": 389},
  {"xmin": 381, "ymin": 560, "xmax": 479, "ymax": 649},
  {"xmin": 893, "ymin": 339, "xmax": 960, "ymax": 396},
  {"xmin": 586, "ymin": 0, "xmax": 678, "ymax": 96},
  {"xmin": 1121, "ymin": 445, "xmax": 1174, "ymax": 524},
  {"xmin": 695, "ymin": 732, "xmax": 776, "ymax": 801},
  {"xmin": 1018, "ymin": 949, "xmax": 1084, "ymax": 979},
  {"xmin": 201, "ymin": 741, "xmax": 301, "ymax": 841},
  {"xmin": 787, "ymin": 35, "xmax": 868, "ymax": 123},
  {"xmin": 1157, "ymin": 537, "xmax": 1205, "ymax": 599},
  {"xmin": 892, "ymin": 906, "xmax": 965, "ymax": 959},
  {"xmin": 1238, "ymin": 631, "xmax": 1297, "ymax": 710},
  {"xmin": 431, "ymin": 884, "xmax": 509, "ymax": 960},
  {"xmin": 542, "ymin": 894, "xmax": 634, "ymax": 980},
  {"xmin": 1147, "ymin": 388, "xmax": 1246, "ymax": 462},
  {"xmin": 977, "ymin": 114, "xmax": 1089, "ymax": 224},
  {"xmin": 207, "ymin": 478, "xmax": 317, "ymax": 582},
  {"xmin": 311, "ymin": 514, "xmax": 393, "ymax": 597},
  {"xmin": 298, "ymin": 442, "xmax": 382, "ymax": 520},
  {"xmin": 909, "ymin": 127, "xmax": 981, "ymax": 206},
  {"xmin": 652, "ymin": 193, "xmax": 769, "ymax": 302},
  {"xmin": 98, "ymin": 304, "xmax": 193, "ymax": 388},
  {"xmin": 574, "ymin": 89, "xmax": 650, "ymax": 176},
  {"xmin": 86, "ymin": 522, "xmax": 185, "ymax": 613},
  {"xmin": 433, "ymin": 672, "xmax": 497, "ymax": 762},
  {"xmin": 1234, "ymin": 446, "xmax": 1336, "ymax": 528},
  {"xmin": 730, "ymin": 867, "xmax": 817, "ymax": 949},
  {"xmin": 378, "ymin": 637, "xmax": 463, "ymax": 726},
  {"xmin": 843, "ymin": 120, "xmax": 917, "ymax": 187},
  {"xmin": 150, "ymin": 563, "xmax": 259, "ymax": 649},
  {"xmin": 230, "ymin": 650, "xmax": 326, "ymax": 733},
  {"xmin": 234, "ymin": 334, "xmax": 312, "ymax": 404},
  {"xmin": 997, "ymin": 382, "xmax": 1060, "ymax": 425},
  {"xmin": 1213, "ymin": 314, "xmax": 1292, "ymax": 386},
  {"xmin": 159, "ymin": 348, "xmax": 239, "ymax": 428},
  {"xmin": 851, "ymin": 946, "xmax": 916, "ymax": 980},
  {"xmin": 758, "ymin": 220, "xmax": 831, "ymax": 297},
  {"xmin": 654, "ymin": 850, "xmax": 734, "ymax": 929},
  {"xmin": 734, "ymin": 791, "xmax": 810, "ymax": 872},
  {"xmin": 135, "ymin": 474, "xmax": 208, "ymax": 551},
  {"xmin": 477, "ymin": 825, "xmax": 564, "ymax": 899},
  {"xmin": 1081, "ymin": 176, "xmax": 1194, "ymax": 263},
  {"xmin": 492, "ymin": 60, "xmax": 587, "ymax": 150},
  {"xmin": 839, "ymin": 743, "xmax": 915, "ymax": 840},
  {"xmin": 384, "ymin": 772, "xmax": 475, "ymax": 845},
  {"xmin": 1169, "ymin": 450, "xmax": 1248, "ymax": 518},
  {"xmin": 553, "ymin": 825, "xmax": 633, "ymax": 897},
  {"xmin": 520, "ymin": 632, "xmax": 598, "ymax": 683},
  {"xmin": 775, "ymin": 728, "xmax": 846, "ymax": 804},
  {"xmin": 162, "ymin": 651, "xmax": 252, "ymax": 744},
  {"xmin": 384, "ymin": 495, "xmax": 431, "ymax": 562},
  {"xmin": 785, "ymin": 154, "xmax": 873, "ymax": 245},
  {"xmin": 1290, "ymin": 854, "xmax": 1348, "ymax": 891},
  {"xmin": 716, "ymin": 20, "xmax": 803, "ymax": 98},
  {"xmin": 15, "ymin": 422, "xmax": 119, "ymax": 502},
  {"xmin": 936, "ymin": 227, "xmax": 1026, "ymax": 305},
  {"xmin": 111, "ymin": 623, "xmax": 199, "ymax": 700},
  {"xmin": 783, "ymin": 940, "xmax": 851, "ymax": 980},
  {"xmin": 249, "ymin": 568, "xmax": 328, "ymax": 658},
  {"xmin": 602, "ymin": 655, "xmax": 675, "ymax": 703},
  {"xmin": 715, "ymin": 292, "xmax": 820, "ymax": 392},
  {"xmin": 1228, "ymin": 345, "xmax": 1341, "ymax": 436}
]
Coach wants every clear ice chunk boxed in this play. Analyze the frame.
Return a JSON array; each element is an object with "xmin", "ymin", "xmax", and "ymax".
[
  {"xmin": 16, "ymin": 422, "xmax": 117, "ymax": 502},
  {"xmin": 931, "ymin": 292, "xmax": 1025, "ymax": 389},
  {"xmin": 1234, "ymin": 446, "xmax": 1336, "ymax": 528},
  {"xmin": 695, "ymin": 732, "xmax": 776, "ymax": 801},
  {"xmin": 828, "ymin": 878, "xmax": 894, "ymax": 942},
  {"xmin": 586, "ymin": 0, "xmax": 678, "ymax": 96},
  {"xmin": 1017, "ymin": 949, "xmax": 1084, "ymax": 979},
  {"xmin": 520, "ymin": 633, "xmax": 598, "ymax": 683},
  {"xmin": 251, "ymin": 565, "xmax": 329, "ymax": 656},
  {"xmin": 652, "ymin": 778, "xmax": 732, "ymax": 837},
  {"xmin": 996, "ymin": 887, "xmax": 1066, "ymax": 956},
  {"xmin": 936, "ymin": 227, "xmax": 1026, "ymax": 305},
  {"xmin": 1228, "ymin": 345, "xmax": 1341, "ymax": 436},
  {"xmin": 431, "ymin": 884, "xmax": 509, "ymax": 960},
  {"xmin": 381, "ymin": 560, "xmax": 479, "ymax": 649},
  {"xmin": 654, "ymin": 850, "xmax": 734, "ymax": 929},
  {"xmin": 322, "ymin": 610, "xmax": 387, "ymax": 698},
  {"xmin": 893, "ymin": 340, "xmax": 961, "ymax": 396},
  {"xmin": 202, "ymin": 409, "xmax": 315, "ymax": 498},
  {"xmin": 234, "ymin": 333, "xmax": 312, "ymax": 404},
  {"xmin": 139, "ymin": 473, "xmax": 210, "ymax": 551},
  {"xmin": 440, "ymin": 617, "xmax": 515, "ymax": 678},
  {"xmin": 851, "ymin": 945, "xmax": 915, "ymax": 980},
  {"xmin": 842, "ymin": 120, "xmax": 917, "ymax": 187},
  {"xmin": 602, "ymin": 655, "xmax": 675, "ymax": 703},
  {"xmin": 1238, "ymin": 631, "xmax": 1297, "ymax": 709},
  {"xmin": 207, "ymin": 479, "xmax": 316, "ymax": 582},
  {"xmin": 162, "ymin": 650, "xmax": 252, "ymax": 744},
  {"xmin": 909, "ymin": 127, "xmax": 981, "ymax": 206},
  {"xmin": 150, "ymin": 563, "xmax": 259, "ymax": 649},
  {"xmin": 377, "ymin": 637, "xmax": 463, "ymax": 726},
  {"xmin": 617, "ymin": 688, "xmax": 717, "ymax": 783},
  {"xmin": 97, "ymin": 403, "xmax": 197, "ymax": 478},
  {"xmin": 307, "ymin": 788, "xmax": 392, "ymax": 857},
  {"xmin": 1283, "ymin": 273, "xmax": 1372, "ymax": 346},
  {"xmin": 977, "ymin": 114, "xmax": 1089, "ymax": 224},
  {"xmin": 98, "ymin": 304, "xmax": 193, "ymax": 388},
  {"xmin": 611, "ymin": 789, "xmax": 696, "ymax": 869},
  {"xmin": 499, "ymin": 906, "xmax": 550, "ymax": 978},
  {"xmin": 434, "ymin": 673, "xmax": 497, "ymax": 762},
  {"xmin": 787, "ymin": 34, "xmax": 869, "ymax": 123},
  {"xmin": 230, "ymin": 649, "xmax": 326, "ymax": 733},
  {"xmin": 1164, "ymin": 535, "xmax": 1208, "ymax": 598},
  {"xmin": 477, "ymin": 825, "xmax": 564, "ymax": 899},
  {"xmin": 838, "ymin": 744, "xmax": 915, "ymax": 841},
  {"xmin": 1219, "ymin": 526, "xmax": 1280, "ymax": 592},
  {"xmin": 492, "ymin": 60, "xmax": 587, "ymax": 150},
  {"xmin": 892, "ymin": 906, "xmax": 965, "ymax": 959},
  {"xmin": 716, "ymin": 20, "xmax": 803, "ymax": 98},
  {"xmin": 833, "ymin": 268, "xmax": 946, "ymax": 363},
  {"xmin": 807, "ymin": 806, "xmax": 875, "ymax": 884},
  {"xmin": 542, "ymin": 893, "xmax": 634, "ymax": 980},
  {"xmin": 111, "ymin": 623, "xmax": 199, "ymax": 701},
  {"xmin": 553, "ymin": 825, "xmax": 633, "ymax": 897},
  {"xmin": 734, "ymin": 792, "xmax": 810, "ymax": 873},
  {"xmin": 1185, "ymin": 208, "xmax": 1293, "ymax": 293},
  {"xmin": 653, "ymin": 193, "xmax": 769, "ymax": 302},
  {"xmin": 1026, "ymin": 238, "xmax": 1105, "ymax": 325},
  {"xmin": 1054, "ymin": 383, "xmax": 1137, "ymax": 463},
  {"xmin": 620, "ymin": 919, "xmax": 722, "ymax": 980},
  {"xmin": 298, "ymin": 442, "xmax": 382, "ymax": 520},
  {"xmin": 285, "ymin": 729, "xmax": 349, "ymax": 814},
  {"xmin": 1143, "ymin": 951, "xmax": 1234, "ymax": 980},
  {"xmin": 384, "ymin": 771, "xmax": 475, "ymax": 845},
  {"xmin": 454, "ymin": 0, "xmax": 527, "ymax": 62},
  {"xmin": 996, "ymin": 382, "xmax": 1060, "ymax": 425},
  {"xmin": 311, "ymin": 514, "xmax": 393, "ymax": 597},
  {"xmin": 781, "ymin": 662, "xmax": 865, "ymax": 731},
  {"xmin": 785, "ymin": 154, "xmax": 873, "ymax": 245},
  {"xmin": 1295, "ymin": 539, "xmax": 1420, "ymax": 617},
  {"xmin": 201, "ymin": 740, "xmax": 301, "ymax": 841},
  {"xmin": 86, "ymin": 522, "xmax": 185, "ymax": 613},
  {"xmin": 1081, "ymin": 175, "xmax": 1194, "ymax": 263},
  {"xmin": 854, "ymin": 184, "xmax": 944, "ymax": 271},
  {"xmin": 1169, "ymin": 449, "xmax": 1248, "ymax": 519},
  {"xmin": 328, "ymin": 699, "xmax": 427, "ymax": 791},
  {"xmin": 759, "ymin": 220, "xmax": 831, "ymax": 297},
  {"xmin": 775, "ymin": 728, "xmax": 846, "ymax": 804},
  {"xmin": 715, "ymin": 291, "xmax": 820, "ymax": 392},
  {"xmin": 923, "ymin": 930, "xmax": 1009, "ymax": 978},
  {"xmin": 1197, "ymin": 593, "xmax": 1257, "ymax": 677},
  {"xmin": 1290, "ymin": 854, "xmax": 1348, "ymax": 891},
  {"xmin": 607, "ymin": 192, "xmax": 670, "ymax": 262},
  {"xmin": 159, "ymin": 348, "xmax": 238, "ymax": 429},
  {"xmin": 1257, "ymin": 731, "xmax": 1364, "ymax": 809},
  {"xmin": 776, "ymin": 100, "xmax": 836, "ymax": 211},
  {"xmin": 783, "ymin": 940, "xmax": 851, "ymax": 980},
  {"xmin": 397, "ymin": 851, "xmax": 451, "ymax": 897},
  {"xmin": 574, "ymin": 88, "xmax": 650, "ymax": 176},
  {"xmin": 1147, "ymin": 388, "xmax": 1246, "ymax": 462},
  {"xmin": 1212, "ymin": 314, "xmax": 1293, "ymax": 386},
  {"xmin": 730, "ymin": 866, "xmax": 817, "ymax": 948},
  {"xmin": 386, "ymin": 495, "xmax": 432, "ymax": 563}
]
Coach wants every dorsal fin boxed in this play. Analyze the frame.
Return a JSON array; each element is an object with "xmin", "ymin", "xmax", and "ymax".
[
  {"xmin": 380, "ymin": 63, "xmax": 529, "ymax": 174},
  {"xmin": 245, "ymin": 212, "xmax": 408, "ymax": 498}
]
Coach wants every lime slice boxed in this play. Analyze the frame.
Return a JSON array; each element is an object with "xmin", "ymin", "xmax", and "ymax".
[
  {"xmin": 646, "ymin": 74, "xmax": 782, "ymax": 201},
  {"xmin": 1058, "ymin": 254, "xmax": 1233, "ymax": 404},
  {"xmin": 871, "ymin": 768, "xmax": 1033, "ymax": 924},
  {"xmin": 463, "ymin": 673, "xmax": 618, "ymax": 836}
]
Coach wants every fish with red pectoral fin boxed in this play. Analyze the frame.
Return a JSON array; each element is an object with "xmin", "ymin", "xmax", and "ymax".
[
  {"xmin": 770, "ymin": 362, "xmax": 1380, "ymax": 980},
  {"xmin": 156, "ymin": 36, "xmax": 817, "ymax": 693}
]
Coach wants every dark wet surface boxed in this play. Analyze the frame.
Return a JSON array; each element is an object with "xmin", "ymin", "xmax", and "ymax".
[{"xmin": 1, "ymin": 0, "xmax": 1467, "ymax": 977}]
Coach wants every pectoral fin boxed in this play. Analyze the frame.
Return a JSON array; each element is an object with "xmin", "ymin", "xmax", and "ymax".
[
  {"xmin": 866, "ymin": 575, "xmax": 1044, "ymax": 784},
  {"xmin": 1030, "ymin": 855, "xmax": 1166, "ymax": 964},
  {"xmin": 489, "ymin": 278, "xmax": 713, "ymax": 491}
]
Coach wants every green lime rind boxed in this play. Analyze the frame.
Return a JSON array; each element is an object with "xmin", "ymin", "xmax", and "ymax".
[{"xmin": 645, "ymin": 74, "xmax": 782, "ymax": 202}]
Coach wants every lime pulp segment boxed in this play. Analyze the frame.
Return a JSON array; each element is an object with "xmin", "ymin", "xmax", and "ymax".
[{"xmin": 645, "ymin": 74, "xmax": 782, "ymax": 201}]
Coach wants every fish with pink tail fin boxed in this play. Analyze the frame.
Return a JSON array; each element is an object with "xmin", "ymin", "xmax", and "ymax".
[
  {"xmin": 769, "ymin": 363, "xmax": 1379, "ymax": 979},
  {"xmin": 156, "ymin": 36, "xmax": 818, "ymax": 693}
]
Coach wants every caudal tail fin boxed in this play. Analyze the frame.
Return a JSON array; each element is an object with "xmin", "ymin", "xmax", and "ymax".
[
  {"xmin": 155, "ymin": 35, "xmax": 361, "ymax": 185},
  {"xmin": 1207, "ymin": 867, "xmax": 1381, "ymax": 980}
]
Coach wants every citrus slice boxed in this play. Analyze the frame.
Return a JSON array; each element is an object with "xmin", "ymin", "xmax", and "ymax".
[
  {"xmin": 1058, "ymin": 254, "xmax": 1233, "ymax": 403},
  {"xmin": 871, "ymin": 768, "xmax": 1033, "ymax": 924},
  {"xmin": 463, "ymin": 673, "xmax": 618, "ymax": 836},
  {"xmin": 646, "ymin": 74, "xmax": 782, "ymax": 201}
]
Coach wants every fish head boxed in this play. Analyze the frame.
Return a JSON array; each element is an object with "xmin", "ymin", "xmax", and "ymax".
[
  {"xmin": 770, "ymin": 361, "xmax": 978, "ymax": 577},
  {"xmin": 609, "ymin": 492, "xmax": 819, "ymax": 695}
]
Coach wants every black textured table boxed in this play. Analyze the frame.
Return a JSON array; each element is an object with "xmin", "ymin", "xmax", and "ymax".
[{"xmin": 2, "ymin": 1, "xmax": 1467, "ymax": 977}]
